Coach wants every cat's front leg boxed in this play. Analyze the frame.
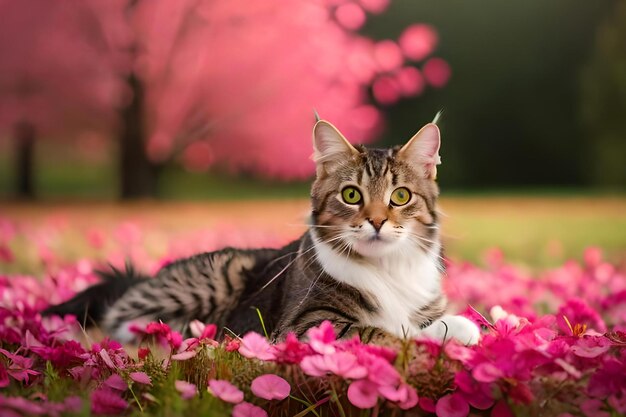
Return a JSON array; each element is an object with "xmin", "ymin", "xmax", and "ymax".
[{"xmin": 420, "ymin": 314, "xmax": 481, "ymax": 345}]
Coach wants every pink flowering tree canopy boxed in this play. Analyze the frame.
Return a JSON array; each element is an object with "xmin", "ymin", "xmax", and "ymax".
[{"xmin": 0, "ymin": 0, "xmax": 447, "ymax": 197}]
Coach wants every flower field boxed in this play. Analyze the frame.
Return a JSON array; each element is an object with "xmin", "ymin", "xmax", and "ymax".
[{"xmin": 1, "ymin": 200, "xmax": 626, "ymax": 417}]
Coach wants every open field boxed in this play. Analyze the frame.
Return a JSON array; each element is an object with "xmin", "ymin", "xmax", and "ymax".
[
  {"xmin": 1, "ymin": 195, "xmax": 625, "ymax": 275},
  {"xmin": 1, "ymin": 195, "xmax": 626, "ymax": 417}
]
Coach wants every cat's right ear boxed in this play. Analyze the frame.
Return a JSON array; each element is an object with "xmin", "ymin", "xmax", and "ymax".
[{"xmin": 312, "ymin": 120, "xmax": 359, "ymax": 176}]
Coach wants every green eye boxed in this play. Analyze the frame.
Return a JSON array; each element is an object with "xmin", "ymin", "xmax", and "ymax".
[
  {"xmin": 342, "ymin": 186, "xmax": 362, "ymax": 204},
  {"xmin": 390, "ymin": 187, "xmax": 411, "ymax": 206}
]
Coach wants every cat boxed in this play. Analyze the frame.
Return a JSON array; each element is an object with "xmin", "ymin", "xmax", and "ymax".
[{"xmin": 43, "ymin": 118, "xmax": 480, "ymax": 346}]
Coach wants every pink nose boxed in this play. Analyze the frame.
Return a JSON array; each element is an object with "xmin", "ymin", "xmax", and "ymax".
[{"xmin": 367, "ymin": 217, "xmax": 387, "ymax": 232}]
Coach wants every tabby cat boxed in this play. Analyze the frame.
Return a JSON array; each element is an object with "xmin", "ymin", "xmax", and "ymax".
[{"xmin": 44, "ymin": 118, "xmax": 480, "ymax": 345}]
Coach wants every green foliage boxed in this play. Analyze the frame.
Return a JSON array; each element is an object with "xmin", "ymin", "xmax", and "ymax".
[{"xmin": 581, "ymin": 0, "xmax": 626, "ymax": 187}]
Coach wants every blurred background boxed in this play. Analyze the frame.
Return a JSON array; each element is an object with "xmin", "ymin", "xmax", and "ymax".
[{"xmin": 0, "ymin": 0, "xmax": 624, "ymax": 267}]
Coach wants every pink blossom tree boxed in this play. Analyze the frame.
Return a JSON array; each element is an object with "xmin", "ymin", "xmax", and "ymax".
[
  {"xmin": 0, "ymin": 0, "xmax": 122, "ymax": 198},
  {"xmin": 0, "ymin": 0, "xmax": 447, "ymax": 198}
]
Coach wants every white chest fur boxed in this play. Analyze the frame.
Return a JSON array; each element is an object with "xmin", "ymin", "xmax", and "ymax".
[{"xmin": 311, "ymin": 231, "xmax": 443, "ymax": 338}]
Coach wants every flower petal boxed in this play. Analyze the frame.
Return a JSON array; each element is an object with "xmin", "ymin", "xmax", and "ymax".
[
  {"xmin": 232, "ymin": 402, "xmax": 269, "ymax": 417},
  {"xmin": 238, "ymin": 332, "xmax": 275, "ymax": 361},
  {"xmin": 104, "ymin": 374, "xmax": 127, "ymax": 391},
  {"xmin": 251, "ymin": 374, "xmax": 291, "ymax": 400},
  {"xmin": 129, "ymin": 372, "xmax": 151, "ymax": 385},
  {"xmin": 175, "ymin": 380, "xmax": 198, "ymax": 399},
  {"xmin": 208, "ymin": 379, "xmax": 244, "ymax": 404},
  {"xmin": 435, "ymin": 393, "xmax": 469, "ymax": 417},
  {"xmin": 347, "ymin": 379, "xmax": 379, "ymax": 409}
]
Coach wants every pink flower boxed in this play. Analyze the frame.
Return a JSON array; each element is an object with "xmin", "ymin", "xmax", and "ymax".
[
  {"xmin": 98, "ymin": 349, "xmax": 117, "ymax": 369},
  {"xmin": 31, "ymin": 340, "xmax": 85, "ymax": 369},
  {"xmin": 137, "ymin": 347, "xmax": 150, "ymax": 360},
  {"xmin": 91, "ymin": 388, "xmax": 128, "ymax": 415},
  {"xmin": 167, "ymin": 331, "xmax": 183, "ymax": 350},
  {"xmin": 378, "ymin": 383, "xmax": 419, "ymax": 409},
  {"xmin": 335, "ymin": 3, "xmax": 366, "ymax": 30},
  {"xmin": 454, "ymin": 371, "xmax": 494, "ymax": 410},
  {"xmin": 608, "ymin": 394, "xmax": 626, "ymax": 414},
  {"xmin": 396, "ymin": 384, "xmax": 419, "ymax": 410},
  {"xmin": 189, "ymin": 320, "xmax": 217, "ymax": 340},
  {"xmin": 232, "ymin": 402, "xmax": 269, "ymax": 417},
  {"xmin": 300, "ymin": 355, "xmax": 328, "ymax": 377},
  {"xmin": 399, "ymin": 23, "xmax": 438, "ymax": 61},
  {"xmin": 129, "ymin": 371, "xmax": 151, "ymax": 385},
  {"xmin": 444, "ymin": 341, "xmax": 476, "ymax": 365},
  {"xmin": 472, "ymin": 362, "xmax": 503, "ymax": 383},
  {"xmin": 238, "ymin": 332, "xmax": 275, "ymax": 361},
  {"xmin": 359, "ymin": 342, "xmax": 397, "ymax": 363},
  {"xmin": 272, "ymin": 333, "xmax": 310, "ymax": 364},
  {"xmin": 104, "ymin": 374, "xmax": 127, "ymax": 391},
  {"xmin": 175, "ymin": 380, "xmax": 198, "ymax": 399},
  {"xmin": 581, "ymin": 399, "xmax": 610, "ymax": 417},
  {"xmin": 324, "ymin": 351, "xmax": 367, "ymax": 379},
  {"xmin": 347, "ymin": 379, "xmax": 379, "ymax": 409},
  {"xmin": 0, "ymin": 396, "xmax": 47, "ymax": 415},
  {"xmin": 251, "ymin": 374, "xmax": 291, "ymax": 400},
  {"xmin": 224, "ymin": 335, "xmax": 241, "ymax": 352},
  {"xmin": 359, "ymin": 0, "xmax": 390, "ymax": 14},
  {"xmin": 0, "ymin": 349, "xmax": 40, "ymax": 383},
  {"xmin": 557, "ymin": 299, "xmax": 606, "ymax": 334},
  {"xmin": 170, "ymin": 337, "xmax": 199, "ymax": 361},
  {"xmin": 423, "ymin": 58, "xmax": 451, "ymax": 88},
  {"xmin": 361, "ymin": 353, "xmax": 400, "ymax": 387},
  {"xmin": 0, "ymin": 244, "xmax": 14, "ymax": 263},
  {"xmin": 583, "ymin": 247, "xmax": 603, "ymax": 267},
  {"xmin": 145, "ymin": 321, "xmax": 171, "ymax": 336},
  {"xmin": 587, "ymin": 357, "xmax": 626, "ymax": 398},
  {"xmin": 86, "ymin": 228, "xmax": 105, "ymax": 249},
  {"xmin": 307, "ymin": 321, "xmax": 336, "ymax": 354},
  {"xmin": 208, "ymin": 379, "xmax": 244, "ymax": 404},
  {"xmin": 63, "ymin": 396, "xmax": 83, "ymax": 413},
  {"xmin": 136, "ymin": 321, "xmax": 183, "ymax": 349},
  {"xmin": 114, "ymin": 222, "xmax": 142, "ymax": 245},
  {"xmin": 435, "ymin": 393, "xmax": 469, "ymax": 417},
  {"xmin": 571, "ymin": 335, "xmax": 611, "ymax": 358},
  {"xmin": 171, "ymin": 350, "xmax": 197, "ymax": 361},
  {"xmin": 419, "ymin": 397, "xmax": 436, "ymax": 412}
]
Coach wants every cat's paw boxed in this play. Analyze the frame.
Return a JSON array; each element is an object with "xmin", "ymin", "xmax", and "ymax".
[{"xmin": 420, "ymin": 314, "xmax": 481, "ymax": 345}]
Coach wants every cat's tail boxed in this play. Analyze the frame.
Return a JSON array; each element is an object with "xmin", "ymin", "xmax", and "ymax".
[{"xmin": 42, "ymin": 264, "xmax": 147, "ymax": 327}]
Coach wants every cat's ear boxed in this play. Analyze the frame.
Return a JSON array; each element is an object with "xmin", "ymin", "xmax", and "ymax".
[
  {"xmin": 398, "ymin": 123, "xmax": 441, "ymax": 179},
  {"xmin": 312, "ymin": 120, "xmax": 359, "ymax": 175}
]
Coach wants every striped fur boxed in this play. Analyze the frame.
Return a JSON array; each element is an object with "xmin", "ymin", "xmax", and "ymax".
[{"xmin": 44, "ymin": 119, "xmax": 479, "ymax": 345}]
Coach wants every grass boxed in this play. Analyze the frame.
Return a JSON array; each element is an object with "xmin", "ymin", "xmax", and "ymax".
[
  {"xmin": 439, "ymin": 196, "xmax": 626, "ymax": 266},
  {"xmin": 0, "ymin": 142, "xmax": 312, "ymax": 201}
]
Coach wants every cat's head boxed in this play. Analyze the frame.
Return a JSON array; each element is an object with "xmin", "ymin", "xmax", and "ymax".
[{"xmin": 310, "ymin": 120, "xmax": 441, "ymax": 258}]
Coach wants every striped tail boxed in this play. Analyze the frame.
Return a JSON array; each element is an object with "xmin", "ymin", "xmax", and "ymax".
[{"xmin": 42, "ymin": 264, "xmax": 147, "ymax": 328}]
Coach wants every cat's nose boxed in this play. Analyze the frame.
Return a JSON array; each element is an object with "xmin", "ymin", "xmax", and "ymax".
[{"xmin": 367, "ymin": 217, "xmax": 387, "ymax": 232}]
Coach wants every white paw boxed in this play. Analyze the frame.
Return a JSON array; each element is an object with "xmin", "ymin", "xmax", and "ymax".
[{"xmin": 419, "ymin": 314, "xmax": 481, "ymax": 345}]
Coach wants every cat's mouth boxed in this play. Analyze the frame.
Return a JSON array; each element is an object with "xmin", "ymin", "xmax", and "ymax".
[{"xmin": 350, "ymin": 234, "xmax": 400, "ymax": 257}]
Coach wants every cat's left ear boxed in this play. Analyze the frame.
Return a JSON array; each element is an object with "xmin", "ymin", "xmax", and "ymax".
[
  {"xmin": 312, "ymin": 120, "xmax": 359, "ymax": 176},
  {"xmin": 398, "ymin": 123, "xmax": 441, "ymax": 179}
]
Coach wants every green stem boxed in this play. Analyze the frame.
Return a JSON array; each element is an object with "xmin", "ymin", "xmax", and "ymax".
[
  {"xmin": 129, "ymin": 384, "xmax": 144, "ymax": 413},
  {"xmin": 255, "ymin": 307, "xmax": 269, "ymax": 339},
  {"xmin": 330, "ymin": 380, "xmax": 347, "ymax": 417}
]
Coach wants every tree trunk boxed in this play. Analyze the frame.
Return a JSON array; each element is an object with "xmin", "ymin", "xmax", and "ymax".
[
  {"xmin": 119, "ymin": 73, "xmax": 160, "ymax": 199},
  {"xmin": 13, "ymin": 121, "xmax": 36, "ymax": 200}
]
